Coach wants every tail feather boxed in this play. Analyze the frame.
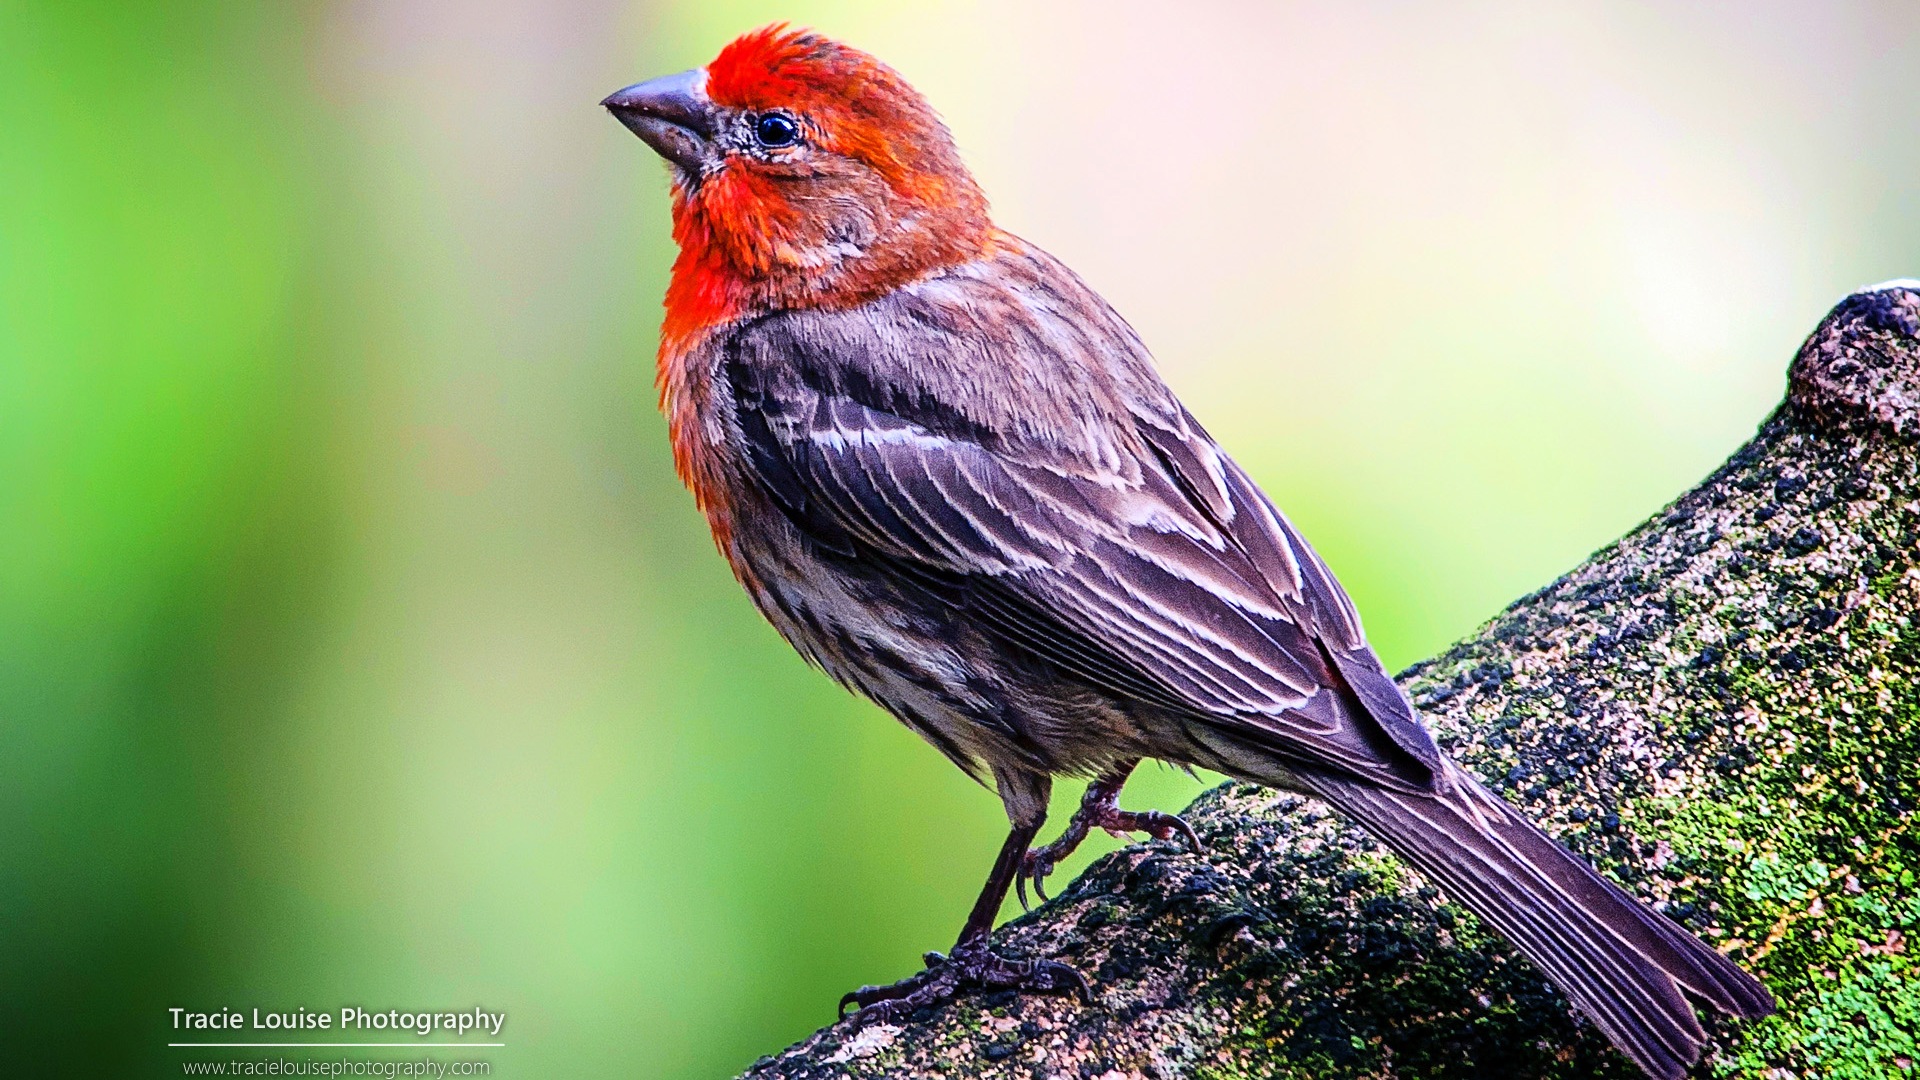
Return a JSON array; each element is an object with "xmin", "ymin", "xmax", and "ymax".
[{"xmin": 1277, "ymin": 762, "xmax": 1774, "ymax": 1080}]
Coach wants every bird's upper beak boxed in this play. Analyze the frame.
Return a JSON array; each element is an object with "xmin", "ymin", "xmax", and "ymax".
[{"xmin": 602, "ymin": 68, "xmax": 717, "ymax": 176}]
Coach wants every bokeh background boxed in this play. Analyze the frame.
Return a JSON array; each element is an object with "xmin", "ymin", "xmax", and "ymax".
[{"xmin": 4, "ymin": 1, "xmax": 1918, "ymax": 1075}]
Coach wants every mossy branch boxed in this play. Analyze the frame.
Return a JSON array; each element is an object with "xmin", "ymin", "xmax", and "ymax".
[{"xmin": 743, "ymin": 283, "xmax": 1920, "ymax": 1080}]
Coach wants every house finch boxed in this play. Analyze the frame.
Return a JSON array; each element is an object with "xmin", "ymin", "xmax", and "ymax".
[{"xmin": 603, "ymin": 25, "xmax": 1773, "ymax": 1079}]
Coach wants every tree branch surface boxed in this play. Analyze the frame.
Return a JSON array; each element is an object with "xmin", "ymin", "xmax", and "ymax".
[{"xmin": 744, "ymin": 283, "xmax": 1920, "ymax": 1080}]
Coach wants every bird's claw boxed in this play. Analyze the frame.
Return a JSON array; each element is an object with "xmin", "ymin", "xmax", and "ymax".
[
  {"xmin": 1134, "ymin": 809, "xmax": 1203, "ymax": 853},
  {"xmin": 1015, "ymin": 804, "xmax": 1203, "ymax": 913},
  {"xmin": 1015, "ymin": 850, "xmax": 1058, "ymax": 912},
  {"xmin": 838, "ymin": 941, "xmax": 1087, "ymax": 1025}
]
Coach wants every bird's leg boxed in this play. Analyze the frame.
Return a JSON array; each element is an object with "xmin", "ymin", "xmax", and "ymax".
[
  {"xmin": 1016, "ymin": 760, "xmax": 1202, "ymax": 907},
  {"xmin": 840, "ymin": 795, "xmax": 1088, "ymax": 1024}
]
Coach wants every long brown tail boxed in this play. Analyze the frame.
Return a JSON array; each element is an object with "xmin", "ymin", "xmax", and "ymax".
[{"xmin": 1271, "ymin": 761, "xmax": 1773, "ymax": 1080}]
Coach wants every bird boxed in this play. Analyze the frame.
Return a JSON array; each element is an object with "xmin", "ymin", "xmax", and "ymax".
[{"xmin": 602, "ymin": 25, "xmax": 1774, "ymax": 1079}]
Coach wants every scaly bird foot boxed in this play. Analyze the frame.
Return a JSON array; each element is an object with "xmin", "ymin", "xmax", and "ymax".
[
  {"xmin": 837, "ymin": 941, "xmax": 1088, "ymax": 1025},
  {"xmin": 1017, "ymin": 799, "xmax": 1203, "ymax": 909}
]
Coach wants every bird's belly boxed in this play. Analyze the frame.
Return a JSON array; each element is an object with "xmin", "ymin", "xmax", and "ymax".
[
  {"xmin": 725, "ymin": 519, "xmax": 1144, "ymax": 780},
  {"xmin": 729, "ymin": 524, "xmax": 1005, "ymax": 762}
]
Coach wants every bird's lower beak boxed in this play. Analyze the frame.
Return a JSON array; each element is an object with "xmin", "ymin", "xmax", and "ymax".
[{"xmin": 602, "ymin": 68, "xmax": 717, "ymax": 176}]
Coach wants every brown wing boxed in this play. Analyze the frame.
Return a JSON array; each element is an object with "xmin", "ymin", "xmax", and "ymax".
[{"xmin": 720, "ymin": 241, "xmax": 1441, "ymax": 789}]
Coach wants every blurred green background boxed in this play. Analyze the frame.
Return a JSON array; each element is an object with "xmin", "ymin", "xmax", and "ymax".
[{"xmin": 3, "ymin": 1, "xmax": 1916, "ymax": 1075}]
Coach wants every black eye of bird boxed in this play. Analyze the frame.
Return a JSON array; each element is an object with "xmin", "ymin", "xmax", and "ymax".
[{"xmin": 754, "ymin": 113, "xmax": 800, "ymax": 148}]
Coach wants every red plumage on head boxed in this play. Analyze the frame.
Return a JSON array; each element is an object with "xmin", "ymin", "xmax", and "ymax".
[
  {"xmin": 701, "ymin": 25, "xmax": 977, "ymax": 199},
  {"xmin": 657, "ymin": 24, "xmax": 992, "ymax": 338},
  {"xmin": 704, "ymin": 23, "xmax": 840, "ymax": 109}
]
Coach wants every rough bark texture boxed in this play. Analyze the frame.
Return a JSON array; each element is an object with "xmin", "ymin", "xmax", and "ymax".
[{"xmin": 744, "ymin": 283, "xmax": 1920, "ymax": 1080}]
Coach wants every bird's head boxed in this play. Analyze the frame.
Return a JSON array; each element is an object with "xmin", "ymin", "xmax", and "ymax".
[{"xmin": 605, "ymin": 25, "xmax": 991, "ymax": 322}]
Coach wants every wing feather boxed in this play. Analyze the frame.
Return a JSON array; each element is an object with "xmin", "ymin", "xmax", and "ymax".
[{"xmin": 719, "ymin": 249, "xmax": 1443, "ymax": 786}]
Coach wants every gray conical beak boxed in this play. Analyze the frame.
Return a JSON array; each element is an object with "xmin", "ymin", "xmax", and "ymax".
[{"xmin": 602, "ymin": 68, "xmax": 716, "ymax": 175}]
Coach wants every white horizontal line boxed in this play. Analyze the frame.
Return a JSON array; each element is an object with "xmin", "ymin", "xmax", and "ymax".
[{"xmin": 168, "ymin": 1043, "xmax": 505, "ymax": 1048}]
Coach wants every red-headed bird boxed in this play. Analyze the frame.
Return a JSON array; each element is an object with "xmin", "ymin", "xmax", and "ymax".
[{"xmin": 604, "ymin": 26, "xmax": 1772, "ymax": 1079}]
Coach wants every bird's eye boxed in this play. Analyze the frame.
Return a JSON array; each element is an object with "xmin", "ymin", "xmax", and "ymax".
[{"xmin": 754, "ymin": 113, "xmax": 801, "ymax": 148}]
